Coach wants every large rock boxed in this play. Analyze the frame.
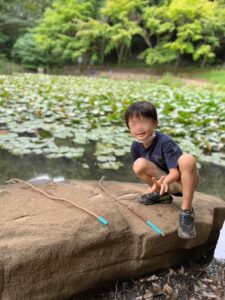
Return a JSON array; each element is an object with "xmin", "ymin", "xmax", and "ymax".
[{"xmin": 0, "ymin": 180, "xmax": 224, "ymax": 300}]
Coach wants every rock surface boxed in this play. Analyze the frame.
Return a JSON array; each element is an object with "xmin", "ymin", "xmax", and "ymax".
[{"xmin": 0, "ymin": 180, "xmax": 224, "ymax": 300}]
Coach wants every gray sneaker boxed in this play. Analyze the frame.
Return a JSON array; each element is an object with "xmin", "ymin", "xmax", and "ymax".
[{"xmin": 178, "ymin": 208, "xmax": 196, "ymax": 239}]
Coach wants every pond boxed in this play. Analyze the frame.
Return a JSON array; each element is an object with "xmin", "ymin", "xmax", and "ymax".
[
  {"xmin": 0, "ymin": 75, "xmax": 225, "ymax": 169},
  {"xmin": 0, "ymin": 148, "xmax": 224, "ymax": 201},
  {"xmin": 0, "ymin": 75, "xmax": 224, "ymax": 201}
]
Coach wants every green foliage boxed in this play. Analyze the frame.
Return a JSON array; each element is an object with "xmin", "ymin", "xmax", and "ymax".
[
  {"xmin": 140, "ymin": 44, "xmax": 177, "ymax": 65},
  {"xmin": 30, "ymin": 0, "xmax": 145, "ymax": 66},
  {"xmin": 140, "ymin": 0, "xmax": 225, "ymax": 66},
  {"xmin": 72, "ymin": 18, "xmax": 111, "ymax": 65},
  {"xmin": 0, "ymin": 53, "xmax": 6, "ymax": 67},
  {"xmin": 101, "ymin": 0, "xmax": 147, "ymax": 23},
  {"xmin": 0, "ymin": 0, "xmax": 53, "ymax": 59},
  {"xmin": 2, "ymin": 0, "xmax": 225, "ymax": 68},
  {"xmin": 33, "ymin": 0, "xmax": 96, "ymax": 65},
  {"xmin": 12, "ymin": 32, "xmax": 48, "ymax": 68},
  {"xmin": 106, "ymin": 21, "xmax": 142, "ymax": 65}
]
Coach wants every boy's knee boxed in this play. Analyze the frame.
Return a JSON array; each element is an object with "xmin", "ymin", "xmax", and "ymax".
[
  {"xmin": 133, "ymin": 158, "xmax": 149, "ymax": 175},
  {"xmin": 178, "ymin": 154, "xmax": 197, "ymax": 171}
]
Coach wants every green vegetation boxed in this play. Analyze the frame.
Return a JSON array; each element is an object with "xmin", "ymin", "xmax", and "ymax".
[
  {"xmin": 1, "ymin": 0, "xmax": 225, "ymax": 70},
  {"xmin": 0, "ymin": 0, "xmax": 53, "ymax": 61},
  {"xmin": 0, "ymin": 74, "xmax": 224, "ymax": 169},
  {"xmin": 190, "ymin": 69, "xmax": 225, "ymax": 84}
]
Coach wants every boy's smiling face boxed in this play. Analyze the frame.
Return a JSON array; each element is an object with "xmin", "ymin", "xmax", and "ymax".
[{"xmin": 128, "ymin": 116, "xmax": 157, "ymax": 142}]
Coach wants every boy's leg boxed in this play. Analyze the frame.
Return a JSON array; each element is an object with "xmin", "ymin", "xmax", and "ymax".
[
  {"xmin": 133, "ymin": 157, "xmax": 183, "ymax": 195},
  {"xmin": 133, "ymin": 155, "xmax": 199, "ymax": 239},
  {"xmin": 177, "ymin": 153, "xmax": 199, "ymax": 239},
  {"xmin": 133, "ymin": 158, "xmax": 173, "ymax": 205},
  {"xmin": 133, "ymin": 157, "xmax": 162, "ymax": 187},
  {"xmin": 178, "ymin": 154, "xmax": 199, "ymax": 210}
]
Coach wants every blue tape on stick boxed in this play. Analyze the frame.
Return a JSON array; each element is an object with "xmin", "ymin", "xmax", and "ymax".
[
  {"xmin": 146, "ymin": 220, "xmax": 164, "ymax": 236},
  {"xmin": 98, "ymin": 216, "xmax": 108, "ymax": 225}
]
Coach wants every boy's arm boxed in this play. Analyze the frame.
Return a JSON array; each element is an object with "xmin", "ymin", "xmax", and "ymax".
[
  {"xmin": 163, "ymin": 168, "xmax": 180, "ymax": 185},
  {"xmin": 162, "ymin": 139, "xmax": 182, "ymax": 187},
  {"xmin": 151, "ymin": 168, "xmax": 180, "ymax": 195},
  {"xmin": 131, "ymin": 142, "xmax": 140, "ymax": 161},
  {"xmin": 150, "ymin": 138, "xmax": 182, "ymax": 194}
]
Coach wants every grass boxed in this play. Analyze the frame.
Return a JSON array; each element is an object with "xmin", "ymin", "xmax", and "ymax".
[
  {"xmin": 109, "ymin": 60, "xmax": 225, "ymax": 85},
  {"xmin": 2, "ymin": 58, "xmax": 225, "ymax": 84},
  {"xmin": 0, "ymin": 61, "xmax": 26, "ymax": 75},
  {"xmin": 155, "ymin": 64, "xmax": 225, "ymax": 84},
  {"xmin": 189, "ymin": 69, "xmax": 225, "ymax": 84}
]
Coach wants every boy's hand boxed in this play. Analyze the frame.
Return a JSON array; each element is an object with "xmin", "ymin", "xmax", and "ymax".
[{"xmin": 148, "ymin": 176, "xmax": 169, "ymax": 195}]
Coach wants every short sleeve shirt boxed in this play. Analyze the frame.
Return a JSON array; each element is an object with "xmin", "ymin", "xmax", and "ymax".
[{"xmin": 131, "ymin": 131, "xmax": 183, "ymax": 173}]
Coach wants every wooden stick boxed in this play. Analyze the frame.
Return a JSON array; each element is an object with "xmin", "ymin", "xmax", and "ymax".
[
  {"xmin": 7, "ymin": 178, "xmax": 108, "ymax": 226},
  {"xmin": 98, "ymin": 177, "xmax": 165, "ymax": 236}
]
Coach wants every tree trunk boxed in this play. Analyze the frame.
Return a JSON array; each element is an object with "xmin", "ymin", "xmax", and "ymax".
[
  {"xmin": 142, "ymin": 29, "xmax": 152, "ymax": 48},
  {"xmin": 100, "ymin": 39, "xmax": 105, "ymax": 66},
  {"xmin": 156, "ymin": 35, "xmax": 160, "ymax": 47},
  {"xmin": 201, "ymin": 55, "xmax": 207, "ymax": 68},
  {"xmin": 174, "ymin": 53, "xmax": 180, "ymax": 69},
  {"xmin": 117, "ymin": 44, "xmax": 125, "ymax": 66},
  {"xmin": 124, "ymin": 46, "xmax": 131, "ymax": 60}
]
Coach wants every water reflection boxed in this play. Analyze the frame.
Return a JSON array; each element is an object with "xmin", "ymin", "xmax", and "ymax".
[{"xmin": 0, "ymin": 149, "xmax": 224, "ymax": 201}]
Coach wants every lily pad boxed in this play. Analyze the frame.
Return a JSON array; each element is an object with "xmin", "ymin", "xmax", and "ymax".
[{"xmin": 98, "ymin": 161, "xmax": 124, "ymax": 170}]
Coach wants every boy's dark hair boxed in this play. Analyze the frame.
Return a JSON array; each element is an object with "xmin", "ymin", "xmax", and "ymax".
[{"xmin": 124, "ymin": 101, "xmax": 158, "ymax": 128}]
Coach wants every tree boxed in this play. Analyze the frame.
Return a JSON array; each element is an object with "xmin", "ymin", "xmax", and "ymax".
[
  {"xmin": 141, "ymin": 0, "xmax": 225, "ymax": 67},
  {"xmin": 101, "ymin": 0, "xmax": 146, "ymax": 64},
  {"xmin": 105, "ymin": 21, "xmax": 142, "ymax": 65},
  {"xmin": 31, "ymin": 0, "xmax": 145, "ymax": 66},
  {"xmin": 32, "ymin": 0, "xmax": 96, "ymax": 66},
  {"xmin": 12, "ymin": 31, "xmax": 48, "ymax": 68},
  {"xmin": 74, "ymin": 18, "xmax": 110, "ymax": 66},
  {"xmin": 10, "ymin": 0, "xmax": 225, "ymax": 68},
  {"xmin": 0, "ymin": 0, "xmax": 53, "ymax": 59},
  {"xmin": 140, "ymin": 5, "xmax": 176, "ymax": 65}
]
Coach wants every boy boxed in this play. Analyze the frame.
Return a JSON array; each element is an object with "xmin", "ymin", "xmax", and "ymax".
[{"xmin": 124, "ymin": 101, "xmax": 199, "ymax": 239}]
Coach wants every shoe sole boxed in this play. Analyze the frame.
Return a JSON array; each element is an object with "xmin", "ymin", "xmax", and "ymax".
[
  {"xmin": 178, "ymin": 226, "xmax": 196, "ymax": 239},
  {"xmin": 139, "ymin": 194, "xmax": 173, "ymax": 205}
]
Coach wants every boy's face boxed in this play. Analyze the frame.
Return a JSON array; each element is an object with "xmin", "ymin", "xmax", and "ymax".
[{"xmin": 128, "ymin": 116, "xmax": 157, "ymax": 142}]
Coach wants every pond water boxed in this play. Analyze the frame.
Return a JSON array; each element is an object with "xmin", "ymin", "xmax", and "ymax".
[{"xmin": 0, "ymin": 148, "xmax": 224, "ymax": 201}]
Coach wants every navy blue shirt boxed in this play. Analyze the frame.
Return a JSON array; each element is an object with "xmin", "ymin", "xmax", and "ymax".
[{"xmin": 131, "ymin": 131, "xmax": 183, "ymax": 173}]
